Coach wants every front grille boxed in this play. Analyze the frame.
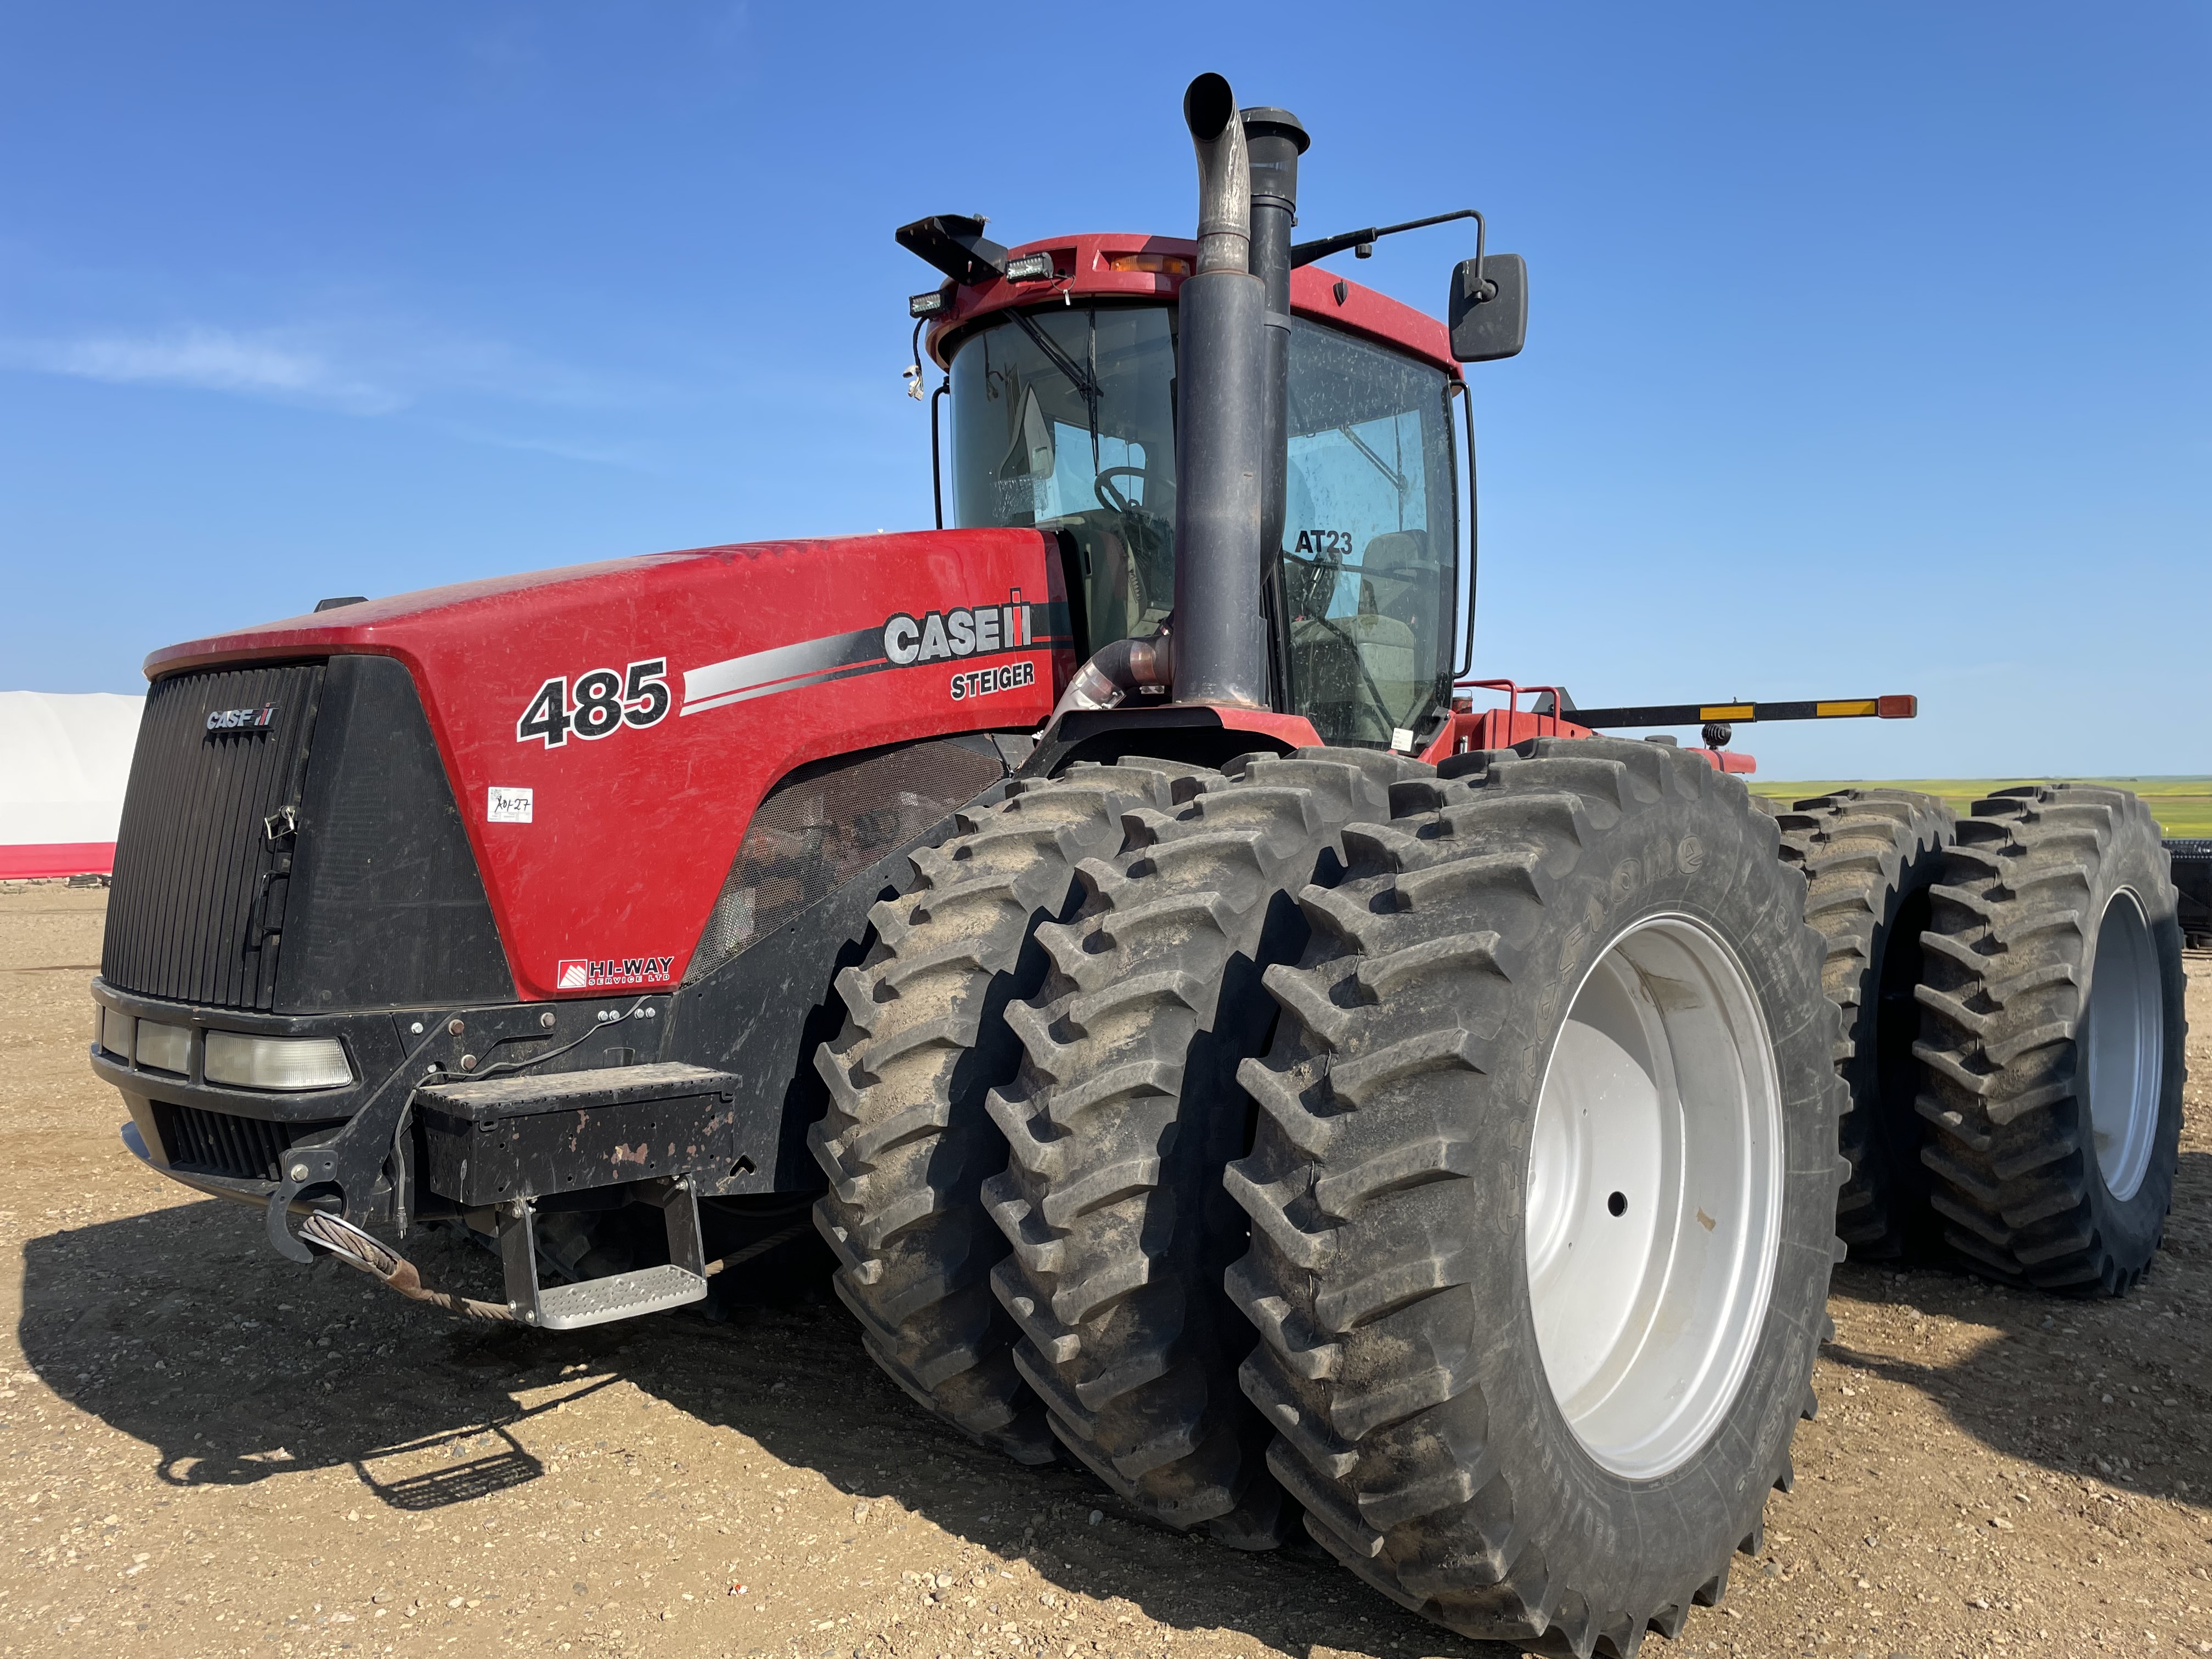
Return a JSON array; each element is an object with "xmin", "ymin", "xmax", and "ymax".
[
  {"xmin": 164, "ymin": 1103, "xmax": 330, "ymax": 1182},
  {"xmin": 103, "ymin": 663, "xmax": 325, "ymax": 1011}
]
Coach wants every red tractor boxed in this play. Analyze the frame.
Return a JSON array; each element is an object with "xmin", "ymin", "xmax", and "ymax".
[{"xmin": 90, "ymin": 75, "xmax": 2186, "ymax": 1656}]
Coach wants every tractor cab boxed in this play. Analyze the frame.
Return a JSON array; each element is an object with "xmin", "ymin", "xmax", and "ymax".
[{"xmin": 909, "ymin": 229, "xmax": 1488, "ymax": 751}]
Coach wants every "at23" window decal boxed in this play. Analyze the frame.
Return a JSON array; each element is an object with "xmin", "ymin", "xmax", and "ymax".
[{"xmin": 516, "ymin": 658, "xmax": 671, "ymax": 747}]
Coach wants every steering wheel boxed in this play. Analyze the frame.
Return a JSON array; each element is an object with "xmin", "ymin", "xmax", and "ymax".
[{"xmin": 1093, "ymin": 466, "xmax": 1149, "ymax": 515}]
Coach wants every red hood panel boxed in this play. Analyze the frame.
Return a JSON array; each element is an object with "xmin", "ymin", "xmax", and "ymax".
[{"xmin": 146, "ymin": 529, "xmax": 1071, "ymax": 999}]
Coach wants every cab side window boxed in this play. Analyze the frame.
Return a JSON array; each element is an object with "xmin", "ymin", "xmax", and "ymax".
[{"xmin": 1280, "ymin": 321, "xmax": 1456, "ymax": 747}]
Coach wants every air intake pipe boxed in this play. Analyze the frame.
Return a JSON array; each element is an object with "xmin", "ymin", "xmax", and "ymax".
[
  {"xmin": 1169, "ymin": 73, "xmax": 1269, "ymax": 710},
  {"xmin": 1240, "ymin": 105, "xmax": 1308, "ymax": 707}
]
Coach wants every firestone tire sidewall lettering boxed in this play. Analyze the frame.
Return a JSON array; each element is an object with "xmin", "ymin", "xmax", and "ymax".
[
  {"xmin": 1459, "ymin": 785, "xmax": 1837, "ymax": 1612},
  {"xmin": 2075, "ymin": 826, "xmax": 2187, "ymax": 1276}
]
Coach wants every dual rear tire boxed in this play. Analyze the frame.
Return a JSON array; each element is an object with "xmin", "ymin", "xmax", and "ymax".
[
  {"xmin": 1767, "ymin": 788, "xmax": 1955, "ymax": 1257},
  {"xmin": 1765, "ymin": 783, "xmax": 2185, "ymax": 1292},
  {"xmin": 1914, "ymin": 786, "xmax": 2185, "ymax": 1294}
]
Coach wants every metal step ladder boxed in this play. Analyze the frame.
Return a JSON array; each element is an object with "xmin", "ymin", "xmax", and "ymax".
[{"xmin": 497, "ymin": 1176, "xmax": 708, "ymax": 1330}]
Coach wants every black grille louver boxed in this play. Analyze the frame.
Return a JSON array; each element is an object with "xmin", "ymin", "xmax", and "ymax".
[
  {"xmin": 163, "ymin": 1104, "xmax": 335, "ymax": 1182},
  {"xmin": 103, "ymin": 663, "xmax": 325, "ymax": 1011}
]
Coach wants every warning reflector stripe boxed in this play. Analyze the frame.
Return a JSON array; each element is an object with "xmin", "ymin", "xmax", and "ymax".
[{"xmin": 1560, "ymin": 695, "xmax": 1922, "ymax": 730}]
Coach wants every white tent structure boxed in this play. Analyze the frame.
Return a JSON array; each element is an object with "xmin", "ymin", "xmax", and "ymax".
[{"xmin": 0, "ymin": 691, "xmax": 145, "ymax": 879}]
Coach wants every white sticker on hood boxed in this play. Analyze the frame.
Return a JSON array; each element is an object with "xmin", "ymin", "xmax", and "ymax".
[{"xmin": 487, "ymin": 786, "xmax": 534, "ymax": 824}]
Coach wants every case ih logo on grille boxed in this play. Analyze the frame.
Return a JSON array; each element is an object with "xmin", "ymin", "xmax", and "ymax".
[
  {"xmin": 205, "ymin": 706, "xmax": 278, "ymax": 733},
  {"xmin": 556, "ymin": 955, "xmax": 675, "ymax": 990}
]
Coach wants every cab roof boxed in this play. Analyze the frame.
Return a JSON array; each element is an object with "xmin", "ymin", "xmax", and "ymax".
[{"xmin": 923, "ymin": 233, "xmax": 1460, "ymax": 377}]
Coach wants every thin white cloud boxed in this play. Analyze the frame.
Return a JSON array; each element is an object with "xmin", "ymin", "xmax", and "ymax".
[
  {"xmin": 2, "ymin": 319, "xmax": 646, "ymax": 417},
  {"xmin": 428, "ymin": 419, "xmax": 658, "ymax": 470},
  {"xmin": 11, "ymin": 326, "xmax": 402, "ymax": 414}
]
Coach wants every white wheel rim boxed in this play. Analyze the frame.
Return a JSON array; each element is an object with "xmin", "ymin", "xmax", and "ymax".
[
  {"xmin": 2085, "ymin": 889, "xmax": 2163, "ymax": 1203},
  {"xmin": 1525, "ymin": 914, "xmax": 1785, "ymax": 1480}
]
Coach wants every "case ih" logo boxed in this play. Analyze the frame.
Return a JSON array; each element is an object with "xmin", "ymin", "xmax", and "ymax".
[
  {"xmin": 882, "ymin": 589, "xmax": 1036, "ymax": 665},
  {"xmin": 556, "ymin": 956, "xmax": 675, "ymax": 990},
  {"xmin": 205, "ymin": 706, "xmax": 278, "ymax": 732}
]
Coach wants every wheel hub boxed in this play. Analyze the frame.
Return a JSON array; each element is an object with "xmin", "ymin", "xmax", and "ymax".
[
  {"xmin": 1525, "ymin": 914, "xmax": 1785, "ymax": 1480},
  {"xmin": 2085, "ymin": 889, "xmax": 2163, "ymax": 1203}
]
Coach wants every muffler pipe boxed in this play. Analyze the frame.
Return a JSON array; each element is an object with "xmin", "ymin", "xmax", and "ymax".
[
  {"xmin": 1171, "ymin": 73, "xmax": 1269, "ymax": 710},
  {"xmin": 1187, "ymin": 73, "xmax": 1252, "ymax": 276}
]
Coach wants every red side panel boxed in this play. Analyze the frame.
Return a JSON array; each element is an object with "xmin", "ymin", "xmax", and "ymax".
[
  {"xmin": 1420, "ymin": 707, "xmax": 1595, "ymax": 763},
  {"xmin": 145, "ymin": 530, "xmax": 1071, "ymax": 1000},
  {"xmin": 1419, "ymin": 709, "xmax": 1757, "ymax": 775},
  {"xmin": 1212, "ymin": 708, "xmax": 1324, "ymax": 752},
  {"xmin": 1689, "ymin": 747, "xmax": 1759, "ymax": 775}
]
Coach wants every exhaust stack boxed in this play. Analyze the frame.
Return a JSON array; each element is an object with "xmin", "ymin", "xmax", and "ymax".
[{"xmin": 1170, "ymin": 74, "xmax": 1269, "ymax": 710}]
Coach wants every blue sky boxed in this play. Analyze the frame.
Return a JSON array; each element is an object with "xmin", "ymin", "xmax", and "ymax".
[{"xmin": 2, "ymin": 3, "xmax": 2205, "ymax": 777}]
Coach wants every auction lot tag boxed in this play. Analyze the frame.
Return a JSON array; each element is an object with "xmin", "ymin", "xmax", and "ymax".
[{"xmin": 487, "ymin": 785, "xmax": 534, "ymax": 824}]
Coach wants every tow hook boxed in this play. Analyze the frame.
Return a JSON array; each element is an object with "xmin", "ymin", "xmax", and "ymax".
[{"xmin": 297, "ymin": 1210, "xmax": 516, "ymax": 1322}]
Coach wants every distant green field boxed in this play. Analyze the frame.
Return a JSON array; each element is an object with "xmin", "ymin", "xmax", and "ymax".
[{"xmin": 1748, "ymin": 778, "xmax": 2212, "ymax": 838}]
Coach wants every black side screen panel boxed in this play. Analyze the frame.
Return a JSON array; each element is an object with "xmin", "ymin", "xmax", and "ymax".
[
  {"xmin": 103, "ymin": 662, "xmax": 325, "ymax": 1011},
  {"xmin": 687, "ymin": 738, "xmax": 1007, "ymax": 983},
  {"xmin": 276, "ymin": 654, "xmax": 514, "ymax": 1011}
]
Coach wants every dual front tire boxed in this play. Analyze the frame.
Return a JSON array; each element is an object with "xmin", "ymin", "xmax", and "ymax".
[
  {"xmin": 1228, "ymin": 738, "xmax": 1841, "ymax": 1652},
  {"xmin": 809, "ymin": 743, "xmax": 2186, "ymax": 1655}
]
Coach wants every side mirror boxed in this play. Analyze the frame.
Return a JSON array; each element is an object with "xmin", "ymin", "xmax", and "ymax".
[{"xmin": 1448, "ymin": 253, "xmax": 1527, "ymax": 363}]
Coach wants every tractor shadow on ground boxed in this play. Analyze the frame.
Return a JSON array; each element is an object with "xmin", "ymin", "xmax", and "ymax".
[
  {"xmin": 16, "ymin": 1197, "xmax": 1511, "ymax": 1657},
  {"xmin": 22, "ymin": 1147, "xmax": 2207, "ymax": 1657},
  {"xmin": 13, "ymin": 1198, "xmax": 635, "ymax": 1507},
  {"xmin": 1816, "ymin": 1146, "xmax": 2211, "ymax": 1508}
]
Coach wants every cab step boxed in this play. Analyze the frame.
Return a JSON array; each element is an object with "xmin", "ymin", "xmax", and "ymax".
[{"xmin": 497, "ymin": 1176, "xmax": 708, "ymax": 1330}]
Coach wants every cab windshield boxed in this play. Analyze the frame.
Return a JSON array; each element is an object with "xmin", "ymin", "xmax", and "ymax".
[
  {"xmin": 947, "ymin": 303, "xmax": 1456, "ymax": 747},
  {"xmin": 950, "ymin": 304, "xmax": 1179, "ymax": 647}
]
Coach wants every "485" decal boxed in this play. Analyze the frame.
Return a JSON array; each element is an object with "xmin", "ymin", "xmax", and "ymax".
[{"xmin": 516, "ymin": 658, "xmax": 671, "ymax": 748}]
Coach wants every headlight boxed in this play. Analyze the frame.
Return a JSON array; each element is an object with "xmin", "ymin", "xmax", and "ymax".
[
  {"xmin": 100, "ymin": 1007, "xmax": 136, "ymax": 1061},
  {"xmin": 136, "ymin": 1022, "xmax": 191, "ymax": 1075},
  {"xmin": 204, "ymin": 1032, "xmax": 352, "ymax": 1091}
]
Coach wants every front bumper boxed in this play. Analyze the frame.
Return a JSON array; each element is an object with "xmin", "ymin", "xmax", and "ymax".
[{"xmin": 89, "ymin": 978, "xmax": 774, "ymax": 1253}]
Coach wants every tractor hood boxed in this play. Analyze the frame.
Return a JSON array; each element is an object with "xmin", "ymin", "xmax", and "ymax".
[{"xmin": 134, "ymin": 528, "xmax": 1074, "ymax": 998}]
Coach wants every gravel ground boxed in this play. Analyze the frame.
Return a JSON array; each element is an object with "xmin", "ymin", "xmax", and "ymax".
[{"xmin": 1, "ymin": 885, "xmax": 2206, "ymax": 1659}]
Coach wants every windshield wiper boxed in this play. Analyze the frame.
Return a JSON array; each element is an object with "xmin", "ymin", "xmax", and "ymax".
[
  {"xmin": 1342, "ymin": 425, "xmax": 1409, "ymax": 498},
  {"xmin": 1006, "ymin": 307, "xmax": 1104, "ymax": 474}
]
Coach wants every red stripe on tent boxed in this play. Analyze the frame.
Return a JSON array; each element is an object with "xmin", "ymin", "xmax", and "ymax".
[{"xmin": 0, "ymin": 842, "xmax": 116, "ymax": 880}]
